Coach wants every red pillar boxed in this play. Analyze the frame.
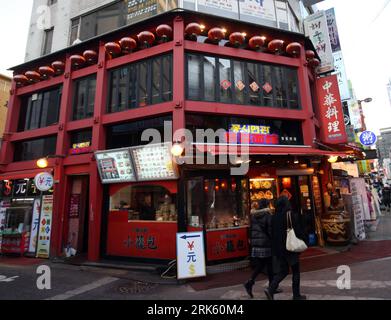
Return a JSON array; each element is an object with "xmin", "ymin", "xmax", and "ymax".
[{"xmin": 88, "ymin": 43, "xmax": 108, "ymax": 261}]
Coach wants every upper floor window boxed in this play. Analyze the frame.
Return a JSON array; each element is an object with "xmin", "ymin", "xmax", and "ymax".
[
  {"xmin": 107, "ymin": 54, "xmax": 173, "ymax": 113},
  {"xmin": 186, "ymin": 53, "xmax": 300, "ymax": 110},
  {"xmin": 18, "ymin": 86, "xmax": 62, "ymax": 132},
  {"xmin": 42, "ymin": 28, "xmax": 54, "ymax": 56},
  {"xmin": 14, "ymin": 136, "xmax": 57, "ymax": 162},
  {"xmin": 72, "ymin": 75, "xmax": 96, "ymax": 120}
]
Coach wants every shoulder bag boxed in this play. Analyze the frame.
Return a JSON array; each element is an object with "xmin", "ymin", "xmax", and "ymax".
[{"xmin": 286, "ymin": 210, "xmax": 307, "ymax": 253}]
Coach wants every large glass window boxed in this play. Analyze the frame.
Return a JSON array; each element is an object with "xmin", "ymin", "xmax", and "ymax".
[
  {"xmin": 107, "ymin": 54, "xmax": 172, "ymax": 113},
  {"xmin": 72, "ymin": 75, "xmax": 96, "ymax": 120},
  {"xmin": 14, "ymin": 136, "xmax": 57, "ymax": 162},
  {"xmin": 18, "ymin": 87, "xmax": 62, "ymax": 131},
  {"xmin": 186, "ymin": 53, "xmax": 301, "ymax": 109}
]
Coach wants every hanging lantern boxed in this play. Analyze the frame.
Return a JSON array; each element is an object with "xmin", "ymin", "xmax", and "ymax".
[
  {"xmin": 51, "ymin": 61, "xmax": 65, "ymax": 74},
  {"xmin": 156, "ymin": 24, "xmax": 173, "ymax": 42},
  {"xmin": 119, "ymin": 37, "xmax": 137, "ymax": 53},
  {"xmin": 286, "ymin": 42, "xmax": 302, "ymax": 57},
  {"xmin": 305, "ymin": 50, "xmax": 316, "ymax": 61},
  {"xmin": 308, "ymin": 58, "xmax": 320, "ymax": 68},
  {"xmin": 208, "ymin": 27, "xmax": 225, "ymax": 42},
  {"xmin": 38, "ymin": 66, "xmax": 55, "ymax": 79},
  {"xmin": 25, "ymin": 71, "xmax": 41, "ymax": 83},
  {"xmin": 248, "ymin": 36, "xmax": 266, "ymax": 50},
  {"xmin": 185, "ymin": 23, "xmax": 202, "ymax": 39},
  {"xmin": 267, "ymin": 39, "xmax": 284, "ymax": 54},
  {"xmin": 105, "ymin": 42, "xmax": 121, "ymax": 56},
  {"xmin": 229, "ymin": 32, "xmax": 245, "ymax": 47},
  {"xmin": 70, "ymin": 55, "xmax": 86, "ymax": 68},
  {"xmin": 13, "ymin": 74, "xmax": 29, "ymax": 86},
  {"xmin": 83, "ymin": 50, "xmax": 98, "ymax": 63},
  {"xmin": 137, "ymin": 31, "xmax": 155, "ymax": 48}
]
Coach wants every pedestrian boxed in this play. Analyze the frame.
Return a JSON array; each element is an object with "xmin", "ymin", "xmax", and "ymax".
[
  {"xmin": 382, "ymin": 184, "xmax": 391, "ymax": 213},
  {"xmin": 244, "ymin": 199, "xmax": 282, "ymax": 298},
  {"xmin": 264, "ymin": 195, "xmax": 307, "ymax": 300}
]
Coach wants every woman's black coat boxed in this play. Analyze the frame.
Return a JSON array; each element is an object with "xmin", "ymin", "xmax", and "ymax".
[{"xmin": 250, "ymin": 208, "xmax": 272, "ymax": 249}]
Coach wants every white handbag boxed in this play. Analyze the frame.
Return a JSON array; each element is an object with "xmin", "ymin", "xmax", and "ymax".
[{"xmin": 286, "ymin": 211, "xmax": 307, "ymax": 253}]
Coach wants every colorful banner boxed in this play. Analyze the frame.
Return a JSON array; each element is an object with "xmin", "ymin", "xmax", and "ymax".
[
  {"xmin": 316, "ymin": 74, "xmax": 348, "ymax": 144},
  {"xmin": 28, "ymin": 199, "xmax": 41, "ymax": 254},
  {"xmin": 36, "ymin": 195, "xmax": 54, "ymax": 258}
]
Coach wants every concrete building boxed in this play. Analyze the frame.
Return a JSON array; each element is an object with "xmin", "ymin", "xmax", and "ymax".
[
  {"xmin": 376, "ymin": 127, "xmax": 391, "ymax": 168},
  {"xmin": 0, "ymin": 74, "xmax": 11, "ymax": 146},
  {"xmin": 387, "ymin": 79, "xmax": 391, "ymax": 108},
  {"xmin": 25, "ymin": 0, "xmax": 323, "ymax": 62}
]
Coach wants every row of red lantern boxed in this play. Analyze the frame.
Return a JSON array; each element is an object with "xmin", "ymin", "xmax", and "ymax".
[{"xmin": 104, "ymin": 24, "xmax": 173, "ymax": 56}]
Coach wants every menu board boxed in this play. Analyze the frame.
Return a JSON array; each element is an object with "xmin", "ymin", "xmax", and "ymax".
[
  {"xmin": 95, "ymin": 148, "xmax": 136, "ymax": 184},
  {"xmin": 131, "ymin": 143, "xmax": 178, "ymax": 181}
]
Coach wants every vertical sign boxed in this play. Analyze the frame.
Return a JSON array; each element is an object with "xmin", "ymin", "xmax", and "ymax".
[
  {"xmin": 177, "ymin": 232, "xmax": 206, "ymax": 279},
  {"xmin": 304, "ymin": 10, "xmax": 334, "ymax": 74},
  {"xmin": 36, "ymin": 195, "xmax": 54, "ymax": 258},
  {"xmin": 316, "ymin": 74, "xmax": 348, "ymax": 144},
  {"xmin": 349, "ymin": 178, "xmax": 366, "ymax": 240},
  {"xmin": 28, "ymin": 199, "xmax": 41, "ymax": 254},
  {"xmin": 69, "ymin": 194, "xmax": 81, "ymax": 218},
  {"xmin": 325, "ymin": 8, "xmax": 341, "ymax": 52}
]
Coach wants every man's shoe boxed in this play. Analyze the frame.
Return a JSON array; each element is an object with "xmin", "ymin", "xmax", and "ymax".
[
  {"xmin": 244, "ymin": 280, "xmax": 254, "ymax": 298},
  {"xmin": 264, "ymin": 288, "xmax": 274, "ymax": 300},
  {"xmin": 293, "ymin": 295, "xmax": 307, "ymax": 300},
  {"xmin": 274, "ymin": 287, "xmax": 283, "ymax": 294}
]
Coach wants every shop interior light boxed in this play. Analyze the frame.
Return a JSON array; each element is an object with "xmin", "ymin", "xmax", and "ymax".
[
  {"xmin": 328, "ymin": 155, "xmax": 339, "ymax": 163},
  {"xmin": 250, "ymin": 178, "xmax": 275, "ymax": 181},
  {"xmin": 171, "ymin": 143, "xmax": 184, "ymax": 157},
  {"xmin": 256, "ymin": 160, "xmax": 261, "ymax": 164},
  {"xmin": 261, "ymin": 35, "xmax": 267, "ymax": 41},
  {"xmin": 221, "ymin": 28, "xmax": 227, "ymax": 34},
  {"xmin": 241, "ymin": 32, "xmax": 247, "ymax": 37},
  {"xmin": 200, "ymin": 24, "xmax": 206, "ymax": 31},
  {"xmin": 36, "ymin": 157, "xmax": 49, "ymax": 169},
  {"xmin": 293, "ymin": 157, "xmax": 299, "ymax": 164}
]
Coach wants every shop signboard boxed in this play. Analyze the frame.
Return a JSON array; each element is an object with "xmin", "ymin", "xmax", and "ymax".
[
  {"xmin": 1, "ymin": 180, "xmax": 13, "ymax": 198},
  {"xmin": 131, "ymin": 143, "xmax": 179, "ymax": 181},
  {"xmin": 349, "ymin": 178, "xmax": 366, "ymax": 240},
  {"xmin": 359, "ymin": 130, "xmax": 377, "ymax": 147},
  {"xmin": 34, "ymin": 172, "xmax": 54, "ymax": 192},
  {"xmin": 13, "ymin": 179, "xmax": 28, "ymax": 197},
  {"xmin": 27, "ymin": 180, "xmax": 40, "ymax": 197},
  {"xmin": 176, "ymin": 231, "xmax": 206, "ymax": 279},
  {"xmin": 95, "ymin": 148, "xmax": 136, "ymax": 184},
  {"xmin": 333, "ymin": 52, "xmax": 351, "ymax": 101},
  {"xmin": 127, "ymin": 0, "xmax": 158, "ymax": 22},
  {"xmin": 316, "ymin": 75, "xmax": 348, "ymax": 144},
  {"xmin": 326, "ymin": 8, "xmax": 341, "ymax": 53},
  {"xmin": 239, "ymin": 0, "xmax": 277, "ymax": 25},
  {"xmin": 304, "ymin": 11, "xmax": 334, "ymax": 74},
  {"xmin": 28, "ymin": 199, "xmax": 41, "ymax": 254},
  {"xmin": 69, "ymin": 194, "xmax": 81, "ymax": 218},
  {"xmin": 36, "ymin": 195, "xmax": 54, "ymax": 258},
  {"xmin": 197, "ymin": 0, "xmax": 239, "ymax": 20}
]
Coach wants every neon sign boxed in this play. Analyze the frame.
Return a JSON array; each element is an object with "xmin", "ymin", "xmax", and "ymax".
[{"xmin": 225, "ymin": 124, "xmax": 279, "ymax": 145}]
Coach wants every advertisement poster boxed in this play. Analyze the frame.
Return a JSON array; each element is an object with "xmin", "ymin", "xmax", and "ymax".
[
  {"xmin": 333, "ymin": 51, "xmax": 351, "ymax": 101},
  {"xmin": 28, "ymin": 199, "xmax": 41, "ymax": 254},
  {"xmin": 176, "ymin": 232, "xmax": 206, "ymax": 279},
  {"xmin": 239, "ymin": 0, "xmax": 276, "ymax": 23},
  {"xmin": 36, "ymin": 195, "xmax": 54, "ymax": 259},
  {"xmin": 304, "ymin": 10, "xmax": 334, "ymax": 74},
  {"xmin": 95, "ymin": 148, "xmax": 136, "ymax": 184},
  {"xmin": 197, "ymin": 0, "xmax": 239, "ymax": 19},
  {"xmin": 349, "ymin": 178, "xmax": 366, "ymax": 240}
]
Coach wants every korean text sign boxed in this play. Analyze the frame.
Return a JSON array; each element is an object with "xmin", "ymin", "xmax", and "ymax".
[
  {"xmin": 316, "ymin": 75, "xmax": 347, "ymax": 144},
  {"xmin": 176, "ymin": 232, "xmax": 206, "ymax": 280}
]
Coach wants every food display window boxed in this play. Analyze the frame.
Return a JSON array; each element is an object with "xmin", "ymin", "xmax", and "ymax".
[{"xmin": 250, "ymin": 178, "xmax": 278, "ymax": 210}]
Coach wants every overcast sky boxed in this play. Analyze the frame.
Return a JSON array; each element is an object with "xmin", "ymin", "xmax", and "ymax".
[{"xmin": 0, "ymin": 0, "xmax": 390, "ymax": 134}]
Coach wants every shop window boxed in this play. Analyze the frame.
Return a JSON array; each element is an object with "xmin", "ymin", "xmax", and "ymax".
[
  {"xmin": 247, "ymin": 62, "xmax": 261, "ymax": 106},
  {"xmin": 13, "ymin": 136, "xmax": 57, "ymax": 162},
  {"xmin": 18, "ymin": 86, "xmax": 62, "ymax": 131},
  {"xmin": 110, "ymin": 185, "xmax": 177, "ymax": 222},
  {"xmin": 274, "ymin": 66, "xmax": 288, "ymax": 108},
  {"xmin": 233, "ymin": 61, "xmax": 246, "ymax": 104},
  {"xmin": 203, "ymin": 56, "xmax": 216, "ymax": 101},
  {"xmin": 72, "ymin": 75, "xmax": 96, "ymax": 120},
  {"xmin": 186, "ymin": 54, "xmax": 201, "ymax": 100},
  {"xmin": 69, "ymin": 129, "xmax": 92, "ymax": 155},
  {"xmin": 218, "ymin": 58, "xmax": 232, "ymax": 103},
  {"xmin": 107, "ymin": 54, "xmax": 172, "ymax": 113}
]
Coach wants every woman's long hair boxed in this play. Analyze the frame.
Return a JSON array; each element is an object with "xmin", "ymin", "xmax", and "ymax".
[{"xmin": 276, "ymin": 195, "xmax": 291, "ymax": 216}]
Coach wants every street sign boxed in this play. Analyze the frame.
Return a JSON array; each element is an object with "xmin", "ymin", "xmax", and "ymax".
[
  {"xmin": 359, "ymin": 131, "xmax": 377, "ymax": 146},
  {"xmin": 176, "ymin": 231, "xmax": 206, "ymax": 280}
]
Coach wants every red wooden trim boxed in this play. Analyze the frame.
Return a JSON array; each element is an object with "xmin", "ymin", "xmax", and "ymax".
[
  {"xmin": 16, "ymin": 76, "xmax": 64, "ymax": 96},
  {"xmin": 184, "ymin": 40, "xmax": 301, "ymax": 67},
  {"xmin": 101, "ymin": 102, "xmax": 173, "ymax": 125},
  {"xmin": 10, "ymin": 126, "xmax": 59, "ymax": 142},
  {"xmin": 64, "ymin": 164, "xmax": 91, "ymax": 175},
  {"xmin": 63, "ymin": 153, "xmax": 93, "ymax": 166},
  {"xmin": 4, "ymin": 159, "xmax": 56, "ymax": 172},
  {"xmin": 66, "ymin": 118, "xmax": 94, "ymax": 132},
  {"xmin": 106, "ymin": 42, "xmax": 173, "ymax": 70},
  {"xmin": 185, "ymin": 101, "xmax": 307, "ymax": 120},
  {"xmin": 0, "ymin": 168, "xmax": 53, "ymax": 180},
  {"xmin": 71, "ymin": 65, "xmax": 98, "ymax": 80}
]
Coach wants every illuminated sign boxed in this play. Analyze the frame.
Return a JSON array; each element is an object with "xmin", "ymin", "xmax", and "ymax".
[
  {"xmin": 226, "ymin": 124, "xmax": 279, "ymax": 145},
  {"xmin": 70, "ymin": 141, "xmax": 92, "ymax": 155}
]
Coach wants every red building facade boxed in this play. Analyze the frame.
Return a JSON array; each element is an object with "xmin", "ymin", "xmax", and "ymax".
[{"xmin": 0, "ymin": 11, "xmax": 351, "ymax": 263}]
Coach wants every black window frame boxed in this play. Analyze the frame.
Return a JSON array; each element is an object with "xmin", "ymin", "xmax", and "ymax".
[
  {"xmin": 72, "ymin": 74, "xmax": 97, "ymax": 121},
  {"xmin": 42, "ymin": 28, "xmax": 54, "ymax": 56},
  {"xmin": 13, "ymin": 136, "xmax": 57, "ymax": 162}
]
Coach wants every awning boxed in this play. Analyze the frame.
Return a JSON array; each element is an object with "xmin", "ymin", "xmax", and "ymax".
[{"xmin": 0, "ymin": 168, "xmax": 53, "ymax": 181}]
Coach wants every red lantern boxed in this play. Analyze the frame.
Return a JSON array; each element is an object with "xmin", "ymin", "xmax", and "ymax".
[
  {"xmin": 13, "ymin": 74, "xmax": 29, "ymax": 86},
  {"xmin": 249, "ymin": 36, "xmax": 266, "ymax": 50},
  {"xmin": 51, "ymin": 61, "xmax": 65, "ymax": 74},
  {"xmin": 229, "ymin": 32, "xmax": 245, "ymax": 47},
  {"xmin": 137, "ymin": 31, "xmax": 155, "ymax": 47},
  {"xmin": 286, "ymin": 42, "xmax": 302, "ymax": 57},
  {"xmin": 25, "ymin": 71, "xmax": 41, "ymax": 82},
  {"xmin": 208, "ymin": 27, "xmax": 225, "ymax": 42},
  {"xmin": 83, "ymin": 50, "xmax": 98, "ymax": 63},
  {"xmin": 185, "ymin": 23, "xmax": 202, "ymax": 38},
  {"xmin": 105, "ymin": 42, "xmax": 121, "ymax": 56},
  {"xmin": 70, "ymin": 55, "xmax": 86, "ymax": 67},
  {"xmin": 308, "ymin": 58, "xmax": 320, "ymax": 68},
  {"xmin": 38, "ymin": 66, "xmax": 55, "ymax": 79},
  {"xmin": 119, "ymin": 37, "xmax": 137, "ymax": 53},
  {"xmin": 267, "ymin": 39, "xmax": 284, "ymax": 53},
  {"xmin": 156, "ymin": 24, "xmax": 172, "ymax": 41},
  {"xmin": 305, "ymin": 50, "xmax": 316, "ymax": 61}
]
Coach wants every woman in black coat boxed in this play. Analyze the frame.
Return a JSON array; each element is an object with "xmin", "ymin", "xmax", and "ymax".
[
  {"xmin": 244, "ymin": 199, "xmax": 281, "ymax": 298},
  {"xmin": 264, "ymin": 195, "xmax": 307, "ymax": 300}
]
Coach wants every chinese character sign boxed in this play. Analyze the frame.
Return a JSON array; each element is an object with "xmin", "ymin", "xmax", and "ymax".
[
  {"xmin": 316, "ymin": 75, "xmax": 347, "ymax": 144},
  {"xmin": 304, "ymin": 11, "xmax": 334, "ymax": 74},
  {"xmin": 176, "ymin": 232, "xmax": 206, "ymax": 279},
  {"xmin": 359, "ymin": 131, "xmax": 377, "ymax": 146},
  {"xmin": 34, "ymin": 172, "xmax": 54, "ymax": 192},
  {"xmin": 36, "ymin": 195, "xmax": 54, "ymax": 259}
]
